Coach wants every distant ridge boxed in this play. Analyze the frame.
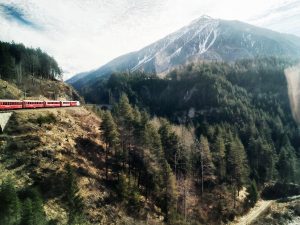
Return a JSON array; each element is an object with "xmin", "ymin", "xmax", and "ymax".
[{"xmin": 67, "ymin": 16, "xmax": 300, "ymax": 88}]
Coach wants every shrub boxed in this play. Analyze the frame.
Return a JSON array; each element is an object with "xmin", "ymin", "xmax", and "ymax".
[
  {"xmin": 261, "ymin": 182, "xmax": 300, "ymax": 199},
  {"xmin": 34, "ymin": 114, "xmax": 57, "ymax": 126}
]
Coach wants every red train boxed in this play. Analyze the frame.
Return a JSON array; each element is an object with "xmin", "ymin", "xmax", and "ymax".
[{"xmin": 0, "ymin": 100, "xmax": 80, "ymax": 111}]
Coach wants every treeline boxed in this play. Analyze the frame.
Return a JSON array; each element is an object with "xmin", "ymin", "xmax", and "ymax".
[
  {"xmin": 0, "ymin": 165, "xmax": 84, "ymax": 225},
  {"xmin": 83, "ymin": 58, "xmax": 300, "ymax": 185},
  {"xmin": 0, "ymin": 41, "xmax": 62, "ymax": 82},
  {"xmin": 100, "ymin": 94, "xmax": 263, "ymax": 224},
  {"xmin": 0, "ymin": 179, "xmax": 48, "ymax": 225}
]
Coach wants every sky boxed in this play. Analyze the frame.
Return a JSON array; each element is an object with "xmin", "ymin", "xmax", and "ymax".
[{"xmin": 0, "ymin": 0, "xmax": 299, "ymax": 80}]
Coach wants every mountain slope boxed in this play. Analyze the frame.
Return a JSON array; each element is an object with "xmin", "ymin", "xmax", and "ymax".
[
  {"xmin": 68, "ymin": 16, "xmax": 300, "ymax": 88},
  {"xmin": 0, "ymin": 41, "xmax": 83, "ymax": 102},
  {"xmin": 0, "ymin": 107, "xmax": 149, "ymax": 224}
]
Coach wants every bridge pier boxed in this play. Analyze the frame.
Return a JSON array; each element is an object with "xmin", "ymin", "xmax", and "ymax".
[{"xmin": 0, "ymin": 112, "xmax": 13, "ymax": 133}]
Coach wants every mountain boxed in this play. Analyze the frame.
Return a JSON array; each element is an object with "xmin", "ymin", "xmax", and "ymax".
[{"xmin": 67, "ymin": 16, "xmax": 300, "ymax": 88}]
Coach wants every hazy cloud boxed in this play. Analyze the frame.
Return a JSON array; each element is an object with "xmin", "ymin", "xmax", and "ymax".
[
  {"xmin": 0, "ymin": 4, "xmax": 37, "ymax": 28},
  {"xmin": 0, "ymin": 0, "xmax": 299, "ymax": 79}
]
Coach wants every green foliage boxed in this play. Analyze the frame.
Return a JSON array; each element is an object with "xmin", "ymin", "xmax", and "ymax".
[
  {"xmin": 116, "ymin": 173, "xmax": 130, "ymax": 201},
  {"xmin": 247, "ymin": 137, "xmax": 275, "ymax": 185},
  {"xmin": 246, "ymin": 180, "xmax": 258, "ymax": 208},
  {"xmin": 277, "ymin": 145, "xmax": 296, "ymax": 183},
  {"xmin": 21, "ymin": 198, "xmax": 34, "ymax": 225},
  {"xmin": 0, "ymin": 180, "xmax": 48, "ymax": 225},
  {"xmin": 0, "ymin": 179, "xmax": 21, "ymax": 225},
  {"xmin": 89, "ymin": 58, "xmax": 300, "ymax": 222},
  {"xmin": 159, "ymin": 119, "xmax": 189, "ymax": 177},
  {"xmin": 35, "ymin": 114, "xmax": 57, "ymax": 126},
  {"xmin": 261, "ymin": 182, "xmax": 300, "ymax": 199},
  {"xmin": 213, "ymin": 134, "xmax": 226, "ymax": 182},
  {"xmin": 100, "ymin": 111, "xmax": 119, "ymax": 148},
  {"xmin": 192, "ymin": 135, "xmax": 215, "ymax": 190},
  {"xmin": 0, "ymin": 41, "xmax": 61, "ymax": 81},
  {"xmin": 65, "ymin": 164, "xmax": 85, "ymax": 225},
  {"xmin": 100, "ymin": 110, "xmax": 119, "ymax": 180},
  {"xmin": 227, "ymin": 135, "xmax": 249, "ymax": 189}
]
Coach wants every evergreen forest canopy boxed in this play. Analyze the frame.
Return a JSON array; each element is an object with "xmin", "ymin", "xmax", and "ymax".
[
  {"xmin": 0, "ymin": 41, "xmax": 62, "ymax": 82},
  {"xmin": 68, "ymin": 56, "xmax": 300, "ymax": 223},
  {"xmin": 79, "ymin": 57, "xmax": 300, "ymax": 187}
]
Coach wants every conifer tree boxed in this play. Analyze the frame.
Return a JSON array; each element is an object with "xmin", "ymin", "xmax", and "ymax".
[
  {"xmin": 159, "ymin": 119, "xmax": 186, "ymax": 177},
  {"xmin": 21, "ymin": 198, "xmax": 34, "ymax": 225},
  {"xmin": 65, "ymin": 164, "xmax": 84, "ymax": 225},
  {"xmin": 100, "ymin": 110, "xmax": 120, "ymax": 180},
  {"xmin": 113, "ymin": 94, "xmax": 134, "ymax": 172},
  {"xmin": 247, "ymin": 137, "xmax": 275, "ymax": 185},
  {"xmin": 194, "ymin": 135, "xmax": 215, "ymax": 194},
  {"xmin": 161, "ymin": 162, "xmax": 177, "ymax": 223},
  {"xmin": 214, "ymin": 134, "xmax": 226, "ymax": 182},
  {"xmin": 247, "ymin": 180, "xmax": 258, "ymax": 208},
  {"xmin": 29, "ymin": 189, "xmax": 47, "ymax": 225},
  {"xmin": 277, "ymin": 146, "xmax": 296, "ymax": 183},
  {"xmin": 227, "ymin": 135, "xmax": 249, "ymax": 208},
  {"xmin": 0, "ymin": 179, "xmax": 21, "ymax": 225}
]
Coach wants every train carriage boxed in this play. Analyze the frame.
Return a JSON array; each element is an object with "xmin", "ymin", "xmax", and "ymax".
[
  {"xmin": 61, "ymin": 101, "xmax": 71, "ymax": 107},
  {"xmin": 23, "ymin": 100, "xmax": 45, "ymax": 109},
  {"xmin": 70, "ymin": 101, "xmax": 79, "ymax": 106},
  {"xmin": 44, "ymin": 101, "xmax": 61, "ymax": 108},
  {"xmin": 0, "ymin": 100, "xmax": 23, "ymax": 110},
  {"xmin": 0, "ymin": 99, "xmax": 80, "ymax": 111}
]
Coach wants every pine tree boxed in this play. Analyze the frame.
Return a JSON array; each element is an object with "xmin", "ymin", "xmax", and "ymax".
[
  {"xmin": 214, "ymin": 134, "xmax": 226, "ymax": 182},
  {"xmin": 0, "ymin": 179, "xmax": 21, "ymax": 225},
  {"xmin": 100, "ymin": 110, "xmax": 120, "ymax": 180},
  {"xmin": 194, "ymin": 135, "xmax": 215, "ymax": 194},
  {"xmin": 227, "ymin": 135, "xmax": 249, "ymax": 208},
  {"xmin": 21, "ymin": 198, "xmax": 34, "ymax": 225},
  {"xmin": 113, "ymin": 94, "xmax": 134, "ymax": 173},
  {"xmin": 30, "ymin": 189, "xmax": 47, "ymax": 225},
  {"xmin": 65, "ymin": 164, "xmax": 84, "ymax": 225},
  {"xmin": 247, "ymin": 137, "xmax": 275, "ymax": 185},
  {"xmin": 159, "ymin": 119, "xmax": 187, "ymax": 177},
  {"xmin": 277, "ymin": 146, "xmax": 296, "ymax": 183},
  {"xmin": 161, "ymin": 162, "xmax": 177, "ymax": 223},
  {"xmin": 247, "ymin": 180, "xmax": 258, "ymax": 208},
  {"xmin": 116, "ymin": 173, "xmax": 129, "ymax": 201}
]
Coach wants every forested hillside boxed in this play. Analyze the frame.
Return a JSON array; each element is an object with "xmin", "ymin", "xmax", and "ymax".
[
  {"xmin": 0, "ymin": 41, "xmax": 61, "ymax": 81},
  {"xmin": 64, "ymin": 57, "xmax": 300, "ymax": 223},
  {"xmin": 0, "ymin": 41, "xmax": 81, "ymax": 101},
  {"xmin": 77, "ymin": 57, "xmax": 300, "ymax": 188}
]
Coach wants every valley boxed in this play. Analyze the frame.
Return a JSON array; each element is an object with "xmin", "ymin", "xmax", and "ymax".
[{"xmin": 1, "ymin": 8, "xmax": 300, "ymax": 225}]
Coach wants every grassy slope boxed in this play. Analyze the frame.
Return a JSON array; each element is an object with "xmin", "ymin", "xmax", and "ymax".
[
  {"xmin": 0, "ymin": 107, "xmax": 162, "ymax": 224},
  {"xmin": 0, "ymin": 78, "xmax": 83, "ymax": 101},
  {"xmin": 0, "ymin": 79, "xmax": 23, "ymax": 99}
]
